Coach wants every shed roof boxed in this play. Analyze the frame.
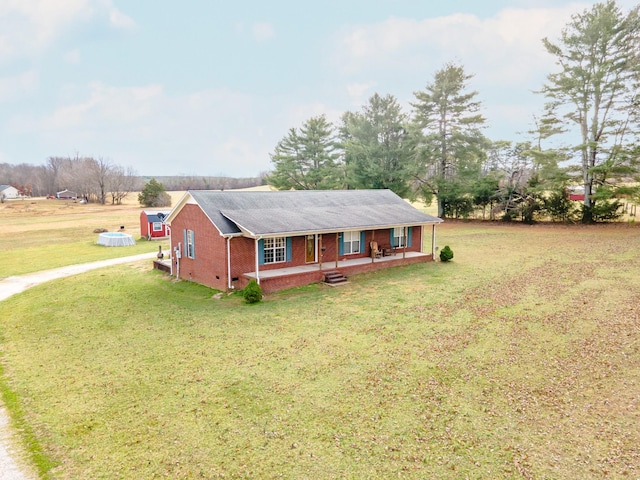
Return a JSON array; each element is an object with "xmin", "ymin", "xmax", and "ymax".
[
  {"xmin": 181, "ymin": 189, "xmax": 441, "ymax": 237},
  {"xmin": 142, "ymin": 209, "xmax": 171, "ymax": 222}
]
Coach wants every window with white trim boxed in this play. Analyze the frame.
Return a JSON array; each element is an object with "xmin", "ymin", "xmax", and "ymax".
[
  {"xmin": 343, "ymin": 231, "xmax": 361, "ymax": 254},
  {"xmin": 264, "ymin": 237, "xmax": 286, "ymax": 264},
  {"xmin": 186, "ymin": 229, "xmax": 195, "ymax": 258},
  {"xmin": 152, "ymin": 222, "xmax": 163, "ymax": 232},
  {"xmin": 392, "ymin": 227, "xmax": 406, "ymax": 248}
]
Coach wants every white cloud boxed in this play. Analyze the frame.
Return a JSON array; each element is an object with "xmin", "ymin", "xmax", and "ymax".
[
  {"xmin": 234, "ymin": 22, "xmax": 275, "ymax": 43},
  {"xmin": 108, "ymin": 7, "xmax": 135, "ymax": 29},
  {"xmin": 64, "ymin": 49, "xmax": 81, "ymax": 64},
  {"xmin": 335, "ymin": 5, "xmax": 582, "ymax": 88},
  {"xmin": 0, "ymin": 0, "xmax": 134, "ymax": 60},
  {"xmin": 0, "ymin": 70, "xmax": 38, "ymax": 102},
  {"xmin": 346, "ymin": 82, "xmax": 374, "ymax": 105},
  {"xmin": 251, "ymin": 22, "xmax": 275, "ymax": 42},
  {"xmin": 41, "ymin": 82, "xmax": 163, "ymax": 130},
  {"xmin": 8, "ymin": 81, "xmax": 281, "ymax": 176}
]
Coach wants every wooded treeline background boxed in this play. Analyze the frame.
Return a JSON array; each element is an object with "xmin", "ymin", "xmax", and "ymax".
[
  {"xmin": 0, "ymin": 157, "xmax": 264, "ymax": 204},
  {"xmin": 2, "ymin": 1, "xmax": 639, "ymax": 223},
  {"xmin": 266, "ymin": 1, "xmax": 640, "ymax": 223}
]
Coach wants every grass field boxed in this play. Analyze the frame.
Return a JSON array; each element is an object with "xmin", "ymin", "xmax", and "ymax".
[
  {"xmin": 0, "ymin": 197, "xmax": 639, "ymax": 479},
  {"xmin": 0, "ymin": 195, "xmax": 184, "ymax": 277}
]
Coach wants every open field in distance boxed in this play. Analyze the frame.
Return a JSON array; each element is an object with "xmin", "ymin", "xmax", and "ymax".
[{"xmin": 0, "ymin": 192, "xmax": 187, "ymax": 277}]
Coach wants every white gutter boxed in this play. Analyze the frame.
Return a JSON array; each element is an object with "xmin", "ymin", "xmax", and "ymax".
[
  {"xmin": 169, "ymin": 228, "xmax": 174, "ymax": 276},
  {"xmin": 175, "ymin": 242, "xmax": 181, "ymax": 279}
]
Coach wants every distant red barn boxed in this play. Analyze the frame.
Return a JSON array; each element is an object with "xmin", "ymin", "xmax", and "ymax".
[
  {"xmin": 140, "ymin": 210, "xmax": 171, "ymax": 239},
  {"xmin": 567, "ymin": 186, "xmax": 585, "ymax": 201}
]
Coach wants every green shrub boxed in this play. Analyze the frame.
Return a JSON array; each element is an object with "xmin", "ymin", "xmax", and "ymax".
[
  {"xmin": 440, "ymin": 245, "xmax": 454, "ymax": 262},
  {"xmin": 243, "ymin": 279, "xmax": 263, "ymax": 304},
  {"xmin": 138, "ymin": 178, "xmax": 171, "ymax": 208}
]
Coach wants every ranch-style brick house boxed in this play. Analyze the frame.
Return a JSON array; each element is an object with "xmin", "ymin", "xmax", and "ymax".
[{"xmin": 164, "ymin": 189, "xmax": 442, "ymax": 293}]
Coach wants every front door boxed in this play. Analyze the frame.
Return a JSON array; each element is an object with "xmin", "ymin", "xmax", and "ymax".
[{"xmin": 306, "ymin": 235, "xmax": 316, "ymax": 263}]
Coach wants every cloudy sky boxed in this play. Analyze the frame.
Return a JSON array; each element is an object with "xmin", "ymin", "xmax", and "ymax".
[{"xmin": 1, "ymin": 0, "xmax": 636, "ymax": 177}]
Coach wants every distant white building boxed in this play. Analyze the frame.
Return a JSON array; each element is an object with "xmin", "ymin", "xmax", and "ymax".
[{"xmin": 0, "ymin": 185, "xmax": 19, "ymax": 200}]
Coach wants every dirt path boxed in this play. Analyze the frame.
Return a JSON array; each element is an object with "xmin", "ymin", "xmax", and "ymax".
[{"xmin": 0, "ymin": 252, "xmax": 157, "ymax": 479}]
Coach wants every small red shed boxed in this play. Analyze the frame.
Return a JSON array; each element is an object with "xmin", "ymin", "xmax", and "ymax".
[
  {"xmin": 140, "ymin": 210, "xmax": 171, "ymax": 239},
  {"xmin": 567, "ymin": 186, "xmax": 585, "ymax": 201}
]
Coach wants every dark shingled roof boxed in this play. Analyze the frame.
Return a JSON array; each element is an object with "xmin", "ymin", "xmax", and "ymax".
[
  {"xmin": 143, "ymin": 210, "xmax": 171, "ymax": 223},
  {"xmin": 189, "ymin": 189, "xmax": 441, "ymax": 237}
]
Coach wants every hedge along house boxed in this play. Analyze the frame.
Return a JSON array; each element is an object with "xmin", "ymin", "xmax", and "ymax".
[
  {"xmin": 164, "ymin": 189, "xmax": 443, "ymax": 294},
  {"xmin": 140, "ymin": 209, "xmax": 172, "ymax": 239}
]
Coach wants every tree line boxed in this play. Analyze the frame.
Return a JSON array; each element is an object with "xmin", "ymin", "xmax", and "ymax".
[
  {"xmin": 267, "ymin": 1, "xmax": 640, "ymax": 223},
  {"xmin": 0, "ymin": 156, "xmax": 264, "ymax": 205},
  {"xmin": 0, "ymin": 155, "xmax": 138, "ymax": 205}
]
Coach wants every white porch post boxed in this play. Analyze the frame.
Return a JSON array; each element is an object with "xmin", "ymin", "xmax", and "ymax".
[
  {"xmin": 254, "ymin": 238, "xmax": 260, "ymax": 284},
  {"xmin": 432, "ymin": 225, "xmax": 436, "ymax": 260},
  {"xmin": 371, "ymin": 230, "xmax": 375, "ymax": 263},
  {"xmin": 403, "ymin": 226, "xmax": 407, "ymax": 259},
  {"xmin": 420, "ymin": 225, "xmax": 424, "ymax": 253}
]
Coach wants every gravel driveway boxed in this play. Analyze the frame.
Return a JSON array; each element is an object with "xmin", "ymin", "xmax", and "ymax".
[{"xmin": 0, "ymin": 252, "xmax": 157, "ymax": 479}]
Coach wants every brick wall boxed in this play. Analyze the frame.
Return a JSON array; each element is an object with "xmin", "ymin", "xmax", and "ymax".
[
  {"xmin": 170, "ymin": 204, "xmax": 432, "ymax": 293},
  {"xmin": 245, "ymin": 254, "xmax": 433, "ymax": 294},
  {"xmin": 170, "ymin": 204, "xmax": 229, "ymax": 291}
]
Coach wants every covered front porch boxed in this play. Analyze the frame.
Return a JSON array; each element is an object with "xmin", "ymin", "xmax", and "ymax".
[{"xmin": 243, "ymin": 251, "xmax": 433, "ymax": 293}]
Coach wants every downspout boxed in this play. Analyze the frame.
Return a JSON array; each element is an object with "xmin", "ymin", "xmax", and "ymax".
[
  {"xmin": 176, "ymin": 242, "xmax": 181, "ymax": 280},
  {"xmin": 226, "ymin": 236, "xmax": 232, "ymax": 290},
  {"xmin": 169, "ymin": 228, "xmax": 173, "ymax": 276},
  {"xmin": 420, "ymin": 225, "xmax": 424, "ymax": 253},
  {"xmin": 254, "ymin": 237, "xmax": 261, "ymax": 285},
  {"xmin": 319, "ymin": 234, "xmax": 323, "ymax": 270}
]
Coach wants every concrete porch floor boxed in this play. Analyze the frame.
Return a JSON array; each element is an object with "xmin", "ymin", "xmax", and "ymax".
[{"xmin": 244, "ymin": 251, "xmax": 430, "ymax": 280}]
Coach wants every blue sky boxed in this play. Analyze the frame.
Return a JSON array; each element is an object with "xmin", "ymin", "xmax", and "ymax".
[{"xmin": 1, "ymin": 1, "xmax": 636, "ymax": 177}]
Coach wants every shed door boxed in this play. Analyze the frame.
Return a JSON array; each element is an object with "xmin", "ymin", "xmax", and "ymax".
[{"xmin": 306, "ymin": 235, "xmax": 316, "ymax": 263}]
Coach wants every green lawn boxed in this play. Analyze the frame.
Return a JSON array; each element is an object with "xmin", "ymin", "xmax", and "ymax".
[{"xmin": 1, "ymin": 218, "xmax": 639, "ymax": 478}]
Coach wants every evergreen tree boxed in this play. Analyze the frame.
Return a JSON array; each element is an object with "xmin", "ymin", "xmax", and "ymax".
[
  {"xmin": 138, "ymin": 178, "xmax": 171, "ymax": 207},
  {"xmin": 540, "ymin": 0, "xmax": 640, "ymax": 222},
  {"xmin": 411, "ymin": 62, "xmax": 488, "ymax": 217},
  {"xmin": 340, "ymin": 93, "xmax": 415, "ymax": 198},
  {"xmin": 268, "ymin": 115, "xmax": 342, "ymax": 190}
]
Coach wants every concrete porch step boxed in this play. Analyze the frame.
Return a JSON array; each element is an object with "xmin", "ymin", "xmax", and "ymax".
[{"xmin": 323, "ymin": 270, "xmax": 348, "ymax": 285}]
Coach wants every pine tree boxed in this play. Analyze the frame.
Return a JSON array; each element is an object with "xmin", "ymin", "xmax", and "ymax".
[
  {"xmin": 268, "ymin": 115, "xmax": 342, "ymax": 190},
  {"xmin": 411, "ymin": 63, "xmax": 487, "ymax": 217},
  {"xmin": 541, "ymin": 1, "xmax": 640, "ymax": 223}
]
